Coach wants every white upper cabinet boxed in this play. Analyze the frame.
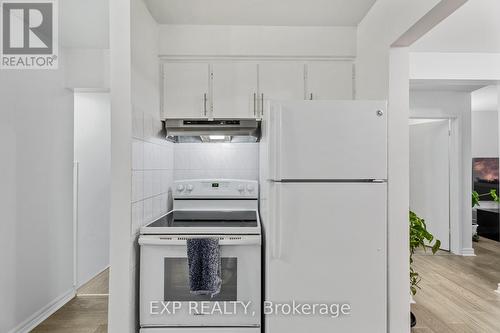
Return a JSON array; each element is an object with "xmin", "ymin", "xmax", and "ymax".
[
  {"xmin": 305, "ymin": 62, "xmax": 353, "ymax": 100},
  {"xmin": 161, "ymin": 60, "xmax": 354, "ymax": 120},
  {"xmin": 258, "ymin": 62, "xmax": 305, "ymax": 109},
  {"xmin": 212, "ymin": 63, "xmax": 259, "ymax": 119},
  {"xmin": 162, "ymin": 63, "xmax": 210, "ymax": 119}
]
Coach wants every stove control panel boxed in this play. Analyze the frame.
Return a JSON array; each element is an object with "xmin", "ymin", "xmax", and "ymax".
[{"xmin": 173, "ymin": 179, "xmax": 258, "ymax": 199}]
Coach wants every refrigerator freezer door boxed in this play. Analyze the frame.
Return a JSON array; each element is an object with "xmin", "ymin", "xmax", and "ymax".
[
  {"xmin": 265, "ymin": 182, "xmax": 387, "ymax": 333},
  {"xmin": 268, "ymin": 100, "xmax": 387, "ymax": 180}
]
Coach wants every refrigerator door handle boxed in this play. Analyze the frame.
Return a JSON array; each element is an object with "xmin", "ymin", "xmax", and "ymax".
[
  {"xmin": 271, "ymin": 107, "xmax": 283, "ymax": 181},
  {"xmin": 272, "ymin": 183, "xmax": 282, "ymax": 260}
]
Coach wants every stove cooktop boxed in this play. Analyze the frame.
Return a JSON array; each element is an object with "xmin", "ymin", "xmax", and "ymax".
[{"xmin": 140, "ymin": 210, "xmax": 261, "ymax": 235}]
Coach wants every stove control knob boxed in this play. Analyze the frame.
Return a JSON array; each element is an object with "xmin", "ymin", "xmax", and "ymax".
[
  {"xmin": 237, "ymin": 184, "xmax": 245, "ymax": 193},
  {"xmin": 176, "ymin": 184, "xmax": 185, "ymax": 192},
  {"xmin": 246, "ymin": 184, "xmax": 255, "ymax": 192},
  {"xmin": 186, "ymin": 184, "xmax": 194, "ymax": 192}
]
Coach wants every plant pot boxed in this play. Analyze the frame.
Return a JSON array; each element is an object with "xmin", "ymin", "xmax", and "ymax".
[{"xmin": 411, "ymin": 312, "xmax": 416, "ymax": 328}]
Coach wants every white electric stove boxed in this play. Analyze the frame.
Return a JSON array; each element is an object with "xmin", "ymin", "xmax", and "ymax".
[{"xmin": 139, "ymin": 179, "xmax": 261, "ymax": 333}]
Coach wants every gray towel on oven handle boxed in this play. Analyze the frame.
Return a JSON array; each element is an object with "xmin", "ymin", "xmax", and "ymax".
[{"xmin": 186, "ymin": 238, "xmax": 222, "ymax": 298}]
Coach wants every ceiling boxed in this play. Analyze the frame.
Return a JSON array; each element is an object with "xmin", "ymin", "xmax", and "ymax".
[
  {"xmin": 144, "ymin": 0, "xmax": 377, "ymax": 26},
  {"xmin": 412, "ymin": 0, "xmax": 500, "ymax": 53},
  {"xmin": 471, "ymin": 85, "xmax": 499, "ymax": 112}
]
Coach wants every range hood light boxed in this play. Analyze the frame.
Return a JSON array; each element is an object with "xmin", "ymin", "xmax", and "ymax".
[{"xmin": 209, "ymin": 135, "xmax": 225, "ymax": 140}]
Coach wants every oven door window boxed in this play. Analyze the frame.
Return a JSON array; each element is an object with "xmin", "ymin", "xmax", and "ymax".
[{"xmin": 164, "ymin": 258, "xmax": 237, "ymax": 301}]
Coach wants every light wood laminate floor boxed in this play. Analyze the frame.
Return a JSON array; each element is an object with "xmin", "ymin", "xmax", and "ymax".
[
  {"xmin": 77, "ymin": 269, "xmax": 109, "ymax": 296},
  {"xmin": 31, "ymin": 269, "xmax": 109, "ymax": 333},
  {"xmin": 30, "ymin": 240, "xmax": 500, "ymax": 333},
  {"xmin": 412, "ymin": 238, "xmax": 500, "ymax": 333}
]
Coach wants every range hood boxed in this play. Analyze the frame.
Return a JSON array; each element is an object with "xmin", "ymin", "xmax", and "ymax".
[{"xmin": 165, "ymin": 119, "xmax": 261, "ymax": 138}]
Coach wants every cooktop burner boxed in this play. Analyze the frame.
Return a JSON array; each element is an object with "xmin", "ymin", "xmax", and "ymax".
[{"xmin": 146, "ymin": 210, "xmax": 259, "ymax": 228}]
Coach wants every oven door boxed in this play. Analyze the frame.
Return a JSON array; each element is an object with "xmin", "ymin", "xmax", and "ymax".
[{"xmin": 139, "ymin": 235, "xmax": 261, "ymax": 327}]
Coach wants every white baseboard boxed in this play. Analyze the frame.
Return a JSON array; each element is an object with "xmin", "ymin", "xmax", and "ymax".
[
  {"xmin": 8, "ymin": 288, "xmax": 76, "ymax": 333},
  {"xmin": 461, "ymin": 247, "xmax": 476, "ymax": 256}
]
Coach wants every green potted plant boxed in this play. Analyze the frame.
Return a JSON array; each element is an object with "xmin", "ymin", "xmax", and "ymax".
[
  {"xmin": 472, "ymin": 189, "xmax": 499, "ymax": 208},
  {"xmin": 472, "ymin": 189, "xmax": 499, "ymax": 241},
  {"xmin": 409, "ymin": 211, "xmax": 441, "ymax": 328}
]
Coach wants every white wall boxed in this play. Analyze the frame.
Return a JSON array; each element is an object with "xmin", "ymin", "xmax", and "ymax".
[
  {"xmin": 108, "ymin": 0, "xmax": 173, "ymax": 332},
  {"xmin": 74, "ymin": 92, "xmax": 111, "ymax": 287},
  {"xmin": 174, "ymin": 143, "xmax": 258, "ymax": 180},
  {"xmin": 356, "ymin": 1, "xmax": 447, "ymax": 332},
  {"xmin": 472, "ymin": 111, "xmax": 499, "ymax": 158},
  {"xmin": 60, "ymin": 0, "xmax": 109, "ymax": 49},
  {"xmin": 108, "ymin": 0, "xmax": 133, "ymax": 329},
  {"xmin": 159, "ymin": 25, "xmax": 356, "ymax": 57},
  {"xmin": 410, "ymin": 90, "xmax": 473, "ymax": 256},
  {"xmin": 410, "ymin": 52, "xmax": 500, "ymax": 81},
  {"xmin": 61, "ymin": 0, "xmax": 110, "ymax": 90},
  {"xmin": 64, "ymin": 49, "xmax": 110, "ymax": 90},
  {"xmin": 471, "ymin": 85, "xmax": 499, "ymax": 158},
  {"xmin": 0, "ymin": 60, "xmax": 74, "ymax": 333},
  {"xmin": 356, "ymin": 0, "xmax": 440, "ymax": 99},
  {"xmin": 0, "ymin": 0, "xmax": 113, "ymax": 330}
]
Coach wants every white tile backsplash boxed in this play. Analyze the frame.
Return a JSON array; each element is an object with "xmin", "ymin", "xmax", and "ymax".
[
  {"xmin": 143, "ymin": 170, "xmax": 153, "ymax": 198},
  {"xmin": 143, "ymin": 197, "xmax": 153, "ymax": 224},
  {"xmin": 173, "ymin": 143, "xmax": 259, "ymax": 181},
  {"xmin": 143, "ymin": 142, "xmax": 154, "ymax": 170},
  {"xmin": 130, "ymin": 108, "xmax": 174, "ymax": 236},
  {"xmin": 143, "ymin": 113, "xmax": 154, "ymax": 140},
  {"xmin": 160, "ymin": 170, "xmax": 170, "ymax": 193},
  {"xmin": 152, "ymin": 170, "xmax": 162, "ymax": 196},
  {"xmin": 132, "ymin": 109, "xmax": 144, "ymax": 139},
  {"xmin": 130, "ymin": 133, "xmax": 258, "ymax": 236},
  {"xmin": 131, "ymin": 201, "xmax": 144, "ymax": 235},
  {"xmin": 132, "ymin": 171, "xmax": 144, "ymax": 202},
  {"xmin": 152, "ymin": 195, "xmax": 162, "ymax": 219},
  {"xmin": 132, "ymin": 139, "xmax": 143, "ymax": 170}
]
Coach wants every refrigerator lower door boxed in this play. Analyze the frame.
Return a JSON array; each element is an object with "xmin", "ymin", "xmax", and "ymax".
[
  {"xmin": 266, "ymin": 182, "xmax": 387, "ymax": 333},
  {"xmin": 267, "ymin": 100, "xmax": 387, "ymax": 181}
]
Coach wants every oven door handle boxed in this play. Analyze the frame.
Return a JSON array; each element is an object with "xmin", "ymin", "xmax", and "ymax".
[{"xmin": 139, "ymin": 236, "xmax": 261, "ymax": 246}]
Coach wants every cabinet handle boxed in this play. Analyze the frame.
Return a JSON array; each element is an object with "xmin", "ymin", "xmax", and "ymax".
[
  {"xmin": 310, "ymin": 93, "xmax": 313, "ymax": 100},
  {"xmin": 253, "ymin": 93, "xmax": 257, "ymax": 116},
  {"xmin": 203, "ymin": 93, "xmax": 207, "ymax": 116},
  {"xmin": 261, "ymin": 93, "xmax": 264, "ymax": 116}
]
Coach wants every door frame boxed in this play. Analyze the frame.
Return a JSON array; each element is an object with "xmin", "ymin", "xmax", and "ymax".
[{"xmin": 409, "ymin": 116, "xmax": 461, "ymax": 254}]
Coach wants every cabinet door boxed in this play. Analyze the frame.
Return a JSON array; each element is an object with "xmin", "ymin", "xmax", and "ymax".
[
  {"xmin": 306, "ymin": 62, "xmax": 353, "ymax": 100},
  {"xmin": 212, "ymin": 63, "xmax": 259, "ymax": 119},
  {"xmin": 162, "ymin": 63, "xmax": 210, "ymax": 119},
  {"xmin": 258, "ymin": 62, "xmax": 305, "ymax": 112}
]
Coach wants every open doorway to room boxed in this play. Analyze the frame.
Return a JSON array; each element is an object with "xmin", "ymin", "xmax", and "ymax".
[
  {"xmin": 73, "ymin": 91, "xmax": 111, "ymax": 295},
  {"xmin": 408, "ymin": 83, "xmax": 500, "ymax": 332}
]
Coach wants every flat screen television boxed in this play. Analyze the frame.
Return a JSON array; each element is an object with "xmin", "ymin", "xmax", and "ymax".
[{"xmin": 473, "ymin": 158, "xmax": 499, "ymax": 201}]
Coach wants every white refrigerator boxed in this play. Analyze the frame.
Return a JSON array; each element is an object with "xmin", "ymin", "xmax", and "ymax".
[{"xmin": 259, "ymin": 100, "xmax": 388, "ymax": 332}]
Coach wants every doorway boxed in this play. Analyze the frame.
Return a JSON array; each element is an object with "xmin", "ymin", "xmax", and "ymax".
[
  {"xmin": 73, "ymin": 91, "xmax": 111, "ymax": 289},
  {"xmin": 410, "ymin": 118, "xmax": 451, "ymax": 251}
]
